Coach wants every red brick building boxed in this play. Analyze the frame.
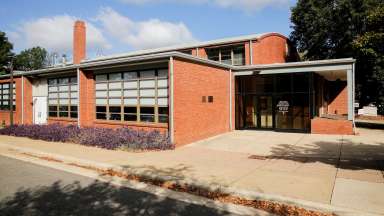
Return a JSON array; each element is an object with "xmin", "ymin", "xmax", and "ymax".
[{"xmin": 0, "ymin": 21, "xmax": 356, "ymax": 146}]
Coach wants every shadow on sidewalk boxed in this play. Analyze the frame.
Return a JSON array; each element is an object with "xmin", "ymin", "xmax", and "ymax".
[
  {"xmin": 0, "ymin": 180, "xmax": 233, "ymax": 216},
  {"xmin": 263, "ymin": 140, "xmax": 384, "ymax": 171}
]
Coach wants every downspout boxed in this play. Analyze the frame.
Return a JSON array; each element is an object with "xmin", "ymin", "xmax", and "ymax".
[
  {"xmin": 77, "ymin": 68, "xmax": 81, "ymax": 127},
  {"xmin": 21, "ymin": 76, "xmax": 24, "ymax": 124},
  {"xmin": 229, "ymin": 69, "xmax": 232, "ymax": 130},
  {"xmin": 169, "ymin": 57, "xmax": 175, "ymax": 144},
  {"xmin": 196, "ymin": 48, "xmax": 199, "ymax": 57},
  {"xmin": 249, "ymin": 40, "xmax": 253, "ymax": 65}
]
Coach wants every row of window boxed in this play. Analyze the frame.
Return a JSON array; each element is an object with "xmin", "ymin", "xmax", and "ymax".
[
  {"xmin": 94, "ymin": 69, "xmax": 169, "ymax": 124},
  {"xmin": 48, "ymin": 77, "xmax": 78, "ymax": 118},
  {"xmin": 0, "ymin": 83, "xmax": 16, "ymax": 111},
  {"xmin": 206, "ymin": 45, "xmax": 245, "ymax": 66}
]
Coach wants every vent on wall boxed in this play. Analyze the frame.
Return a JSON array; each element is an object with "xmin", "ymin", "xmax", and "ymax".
[{"xmin": 208, "ymin": 96, "xmax": 213, "ymax": 103}]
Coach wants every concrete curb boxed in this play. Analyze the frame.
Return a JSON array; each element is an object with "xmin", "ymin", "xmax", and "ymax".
[{"xmin": 0, "ymin": 143, "xmax": 380, "ymax": 216}]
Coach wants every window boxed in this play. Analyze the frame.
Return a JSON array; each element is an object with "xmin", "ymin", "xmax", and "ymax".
[
  {"xmin": 0, "ymin": 83, "xmax": 16, "ymax": 111},
  {"xmin": 180, "ymin": 49, "xmax": 192, "ymax": 55},
  {"xmin": 95, "ymin": 68, "xmax": 169, "ymax": 124},
  {"xmin": 206, "ymin": 45, "xmax": 245, "ymax": 65},
  {"xmin": 48, "ymin": 77, "xmax": 78, "ymax": 118}
]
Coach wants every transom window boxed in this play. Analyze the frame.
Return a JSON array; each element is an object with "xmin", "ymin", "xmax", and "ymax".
[
  {"xmin": 48, "ymin": 77, "xmax": 78, "ymax": 118},
  {"xmin": 206, "ymin": 45, "xmax": 245, "ymax": 66},
  {"xmin": 0, "ymin": 83, "xmax": 16, "ymax": 111},
  {"xmin": 95, "ymin": 68, "xmax": 169, "ymax": 124}
]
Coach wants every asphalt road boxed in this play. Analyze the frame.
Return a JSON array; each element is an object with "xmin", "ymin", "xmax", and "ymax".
[{"xmin": 0, "ymin": 156, "xmax": 239, "ymax": 216}]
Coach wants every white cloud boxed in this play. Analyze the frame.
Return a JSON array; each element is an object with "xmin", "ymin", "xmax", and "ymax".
[
  {"xmin": 119, "ymin": 0, "xmax": 290, "ymax": 11},
  {"xmin": 9, "ymin": 15, "xmax": 110, "ymax": 55},
  {"xmin": 96, "ymin": 7, "xmax": 196, "ymax": 50}
]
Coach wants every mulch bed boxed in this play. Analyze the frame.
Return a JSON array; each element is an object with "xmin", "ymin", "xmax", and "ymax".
[{"xmin": 20, "ymin": 152, "xmax": 335, "ymax": 216}]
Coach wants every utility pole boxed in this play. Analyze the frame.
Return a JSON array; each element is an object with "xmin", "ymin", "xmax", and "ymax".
[{"xmin": 9, "ymin": 59, "xmax": 14, "ymax": 126}]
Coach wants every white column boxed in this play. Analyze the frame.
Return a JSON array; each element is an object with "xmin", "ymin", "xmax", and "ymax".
[
  {"xmin": 169, "ymin": 57, "xmax": 175, "ymax": 143},
  {"xmin": 347, "ymin": 68, "xmax": 354, "ymax": 121}
]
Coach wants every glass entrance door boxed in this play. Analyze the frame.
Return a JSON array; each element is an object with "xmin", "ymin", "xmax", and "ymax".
[{"xmin": 244, "ymin": 95, "xmax": 273, "ymax": 129}]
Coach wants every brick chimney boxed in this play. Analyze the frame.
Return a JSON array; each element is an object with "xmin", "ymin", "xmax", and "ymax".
[{"xmin": 73, "ymin": 20, "xmax": 86, "ymax": 64}]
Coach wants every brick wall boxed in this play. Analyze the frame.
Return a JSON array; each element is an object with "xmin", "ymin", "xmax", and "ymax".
[
  {"xmin": 173, "ymin": 58, "xmax": 230, "ymax": 146},
  {"xmin": 311, "ymin": 117, "xmax": 353, "ymax": 135},
  {"xmin": 327, "ymin": 83, "xmax": 348, "ymax": 115},
  {"xmin": 252, "ymin": 34, "xmax": 288, "ymax": 64}
]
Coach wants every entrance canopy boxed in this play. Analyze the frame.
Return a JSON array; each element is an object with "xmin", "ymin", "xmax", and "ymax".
[{"xmin": 233, "ymin": 58, "xmax": 356, "ymax": 122}]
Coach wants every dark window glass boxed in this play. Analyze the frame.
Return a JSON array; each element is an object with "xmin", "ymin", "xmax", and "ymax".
[
  {"xmin": 70, "ymin": 77, "xmax": 77, "ymax": 84},
  {"xmin": 276, "ymin": 74, "xmax": 291, "ymax": 93},
  {"xmin": 110, "ymin": 113, "xmax": 121, "ymax": 120},
  {"xmin": 96, "ymin": 113, "xmax": 107, "ymax": 120},
  {"xmin": 109, "ymin": 106, "xmax": 121, "ymax": 113},
  {"xmin": 207, "ymin": 49, "xmax": 220, "ymax": 62},
  {"xmin": 58, "ymin": 78, "xmax": 69, "ymax": 84},
  {"xmin": 208, "ymin": 96, "xmax": 213, "ymax": 103},
  {"xmin": 48, "ymin": 79, "xmax": 57, "ymax": 85},
  {"xmin": 49, "ymin": 106, "xmax": 57, "ymax": 112},
  {"xmin": 159, "ymin": 115, "xmax": 168, "ymax": 123},
  {"xmin": 124, "ymin": 107, "xmax": 136, "ymax": 113},
  {"xmin": 293, "ymin": 73, "xmax": 309, "ymax": 93},
  {"xmin": 49, "ymin": 112, "xmax": 57, "ymax": 117},
  {"xmin": 140, "ymin": 107, "xmax": 154, "ymax": 114},
  {"xmin": 140, "ymin": 115, "xmax": 154, "ymax": 122},
  {"xmin": 124, "ymin": 114, "xmax": 137, "ymax": 121},
  {"xmin": 221, "ymin": 49, "xmax": 232, "ymax": 65},
  {"xmin": 233, "ymin": 46, "xmax": 245, "ymax": 66},
  {"xmin": 59, "ymin": 112, "xmax": 69, "ymax": 117},
  {"xmin": 96, "ymin": 106, "xmax": 107, "ymax": 113},
  {"xmin": 70, "ymin": 106, "xmax": 77, "ymax": 112},
  {"xmin": 59, "ymin": 106, "xmax": 68, "ymax": 111},
  {"xmin": 180, "ymin": 50, "xmax": 192, "ymax": 55},
  {"xmin": 158, "ymin": 107, "xmax": 168, "ymax": 115},
  {"xmin": 70, "ymin": 112, "xmax": 78, "ymax": 118}
]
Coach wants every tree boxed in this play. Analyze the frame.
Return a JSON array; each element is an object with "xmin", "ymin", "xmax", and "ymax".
[
  {"xmin": 14, "ymin": 46, "xmax": 48, "ymax": 71},
  {"xmin": 0, "ymin": 31, "xmax": 14, "ymax": 74},
  {"xmin": 290, "ymin": 0, "xmax": 384, "ymax": 113}
]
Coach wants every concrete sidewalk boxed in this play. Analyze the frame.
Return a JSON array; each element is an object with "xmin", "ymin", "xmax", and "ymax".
[{"xmin": 0, "ymin": 129, "xmax": 383, "ymax": 215}]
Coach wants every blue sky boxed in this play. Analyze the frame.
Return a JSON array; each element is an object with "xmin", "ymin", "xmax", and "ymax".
[{"xmin": 0, "ymin": 0, "xmax": 297, "ymax": 59}]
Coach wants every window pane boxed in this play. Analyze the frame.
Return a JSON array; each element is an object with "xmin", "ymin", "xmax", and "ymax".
[
  {"xmin": 157, "ymin": 89, "xmax": 168, "ymax": 97},
  {"xmin": 158, "ymin": 69, "xmax": 168, "ymax": 77},
  {"xmin": 96, "ymin": 91, "xmax": 107, "ymax": 97},
  {"xmin": 140, "ymin": 70, "xmax": 155, "ymax": 78},
  {"xmin": 96, "ymin": 106, "xmax": 107, "ymax": 113},
  {"xmin": 49, "ymin": 86, "xmax": 58, "ymax": 92},
  {"xmin": 109, "ymin": 98, "xmax": 121, "ymax": 105},
  {"xmin": 109, "ymin": 106, "xmax": 121, "ymax": 113},
  {"xmin": 207, "ymin": 49, "xmax": 220, "ymax": 61},
  {"xmin": 124, "ymin": 114, "xmax": 137, "ymax": 121},
  {"xmin": 59, "ymin": 99, "xmax": 69, "ymax": 104},
  {"xmin": 109, "ymin": 82, "xmax": 121, "ymax": 89},
  {"xmin": 58, "ymin": 78, "xmax": 69, "ymax": 84},
  {"xmin": 124, "ymin": 81, "xmax": 137, "ymax": 89},
  {"xmin": 59, "ymin": 92, "xmax": 69, "ymax": 98},
  {"xmin": 140, "ymin": 80, "xmax": 155, "ymax": 88},
  {"xmin": 70, "ymin": 112, "xmax": 78, "ymax": 118},
  {"xmin": 95, "ymin": 74, "xmax": 107, "ymax": 82},
  {"xmin": 109, "ymin": 73, "xmax": 122, "ymax": 81},
  {"xmin": 48, "ymin": 79, "xmax": 57, "ymax": 85},
  {"xmin": 96, "ymin": 113, "xmax": 107, "ymax": 120},
  {"xmin": 59, "ymin": 112, "xmax": 69, "ymax": 117},
  {"xmin": 70, "ymin": 92, "xmax": 78, "ymax": 98},
  {"xmin": 59, "ymin": 85, "xmax": 69, "ymax": 91},
  {"xmin": 140, "ymin": 89, "xmax": 155, "ymax": 97},
  {"xmin": 109, "ymin": 90, "xmax": 122, "ymax": 97},
  {"xmin": 124, "ymin": 107, "xmax": 137, "ymax": 113},
  {"xmin": 110, "ymin": 113, "xmax": 121, "ymax": 121},
  {"xmin": 157, "ymin": 79, "xmax": 168, "ymax": 88},
  {"xmin": 158, "ymin": 98, "xmax": 168, "ymax": 106},
  {"xmin": 70, "ymin": 77, "xmax": 77, "ymax": 83},
  {"xmin": 140, "ymin": 98, "xmax": 155, "ymax": 105},
  {"xmin": 140, "ymin": 107, "xmax": 154, "ymax": 114},
  {"xmin": 95, "ymin": 83, "xmax": 108, "ymax": 90},
  {"xmin": 233, "ymin": 46, "xmax": 245, "ymax": 66},
  {"xmin": 124, "ymin": 98, "xmax": 138, "ymax": 105},
  {"xmin": 96, "ymin": 98, "xmax": 107, "ymax": 105},
  {"xmin": 124, "ymin": 72, "xmax": 138, "ymax": 80},
  {"xmin": 71, "ymin": 99, "xmax": 78, "ymax": 104},
  {"xmin": 70, "ymin": 106, "xmax": 77, "ymax": 112},
  {"xmin": 71, "ymin": 85, "xmax": 78, "ymax": 91},
  {"xmin": 49, "ymin": 112, "xmax": 57, "ymax": 117},
  {"xmin": 221, "ymin": 49, "xmax": 232, "ymax": 65},
  {"xmin": 49, "ymin": 99, "xmax": 58, "ymax": 105},
  {"xmin": 159, "ymin": 115, "xmax": 168, "ymax": 123},
  {"xmin": 158, "ymin": 107, "xmax": 168, "ymax": 115},
  {"xmin": 124, "ymin": 90, "xmax": 137, "ymax": 97},
  {"xmin": 49, "ymin": 106, "xmax": 57, "ymax": 112},
  {"xmin": 140, "ymin": 115, "xmax": 154, "ymax": 122},
  {"xmin": 59, "ymin": 106, "xmax": 68, "ymax": 111}
]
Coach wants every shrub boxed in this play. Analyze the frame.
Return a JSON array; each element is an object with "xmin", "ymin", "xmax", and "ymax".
[{"xmin": 0, "ymin": 124, "xmax": 173, "ymax": 151}]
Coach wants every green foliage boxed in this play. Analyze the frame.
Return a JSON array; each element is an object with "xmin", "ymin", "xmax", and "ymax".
[
  {"xmin": 0, "ymin": 31, "xmax": 14, "ymax": 74},
  {"xmin": 290, "ymin": 0, "xmax": 384, "ymax": 113},
  {"xmin": 14, "ymin": 46, "xmax": 48, "ymax": 71}
]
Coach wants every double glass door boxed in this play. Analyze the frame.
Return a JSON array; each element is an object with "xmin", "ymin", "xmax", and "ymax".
[{"xmin": 244, "ymin": 95, "xmax": 273, "ymax": 129}]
